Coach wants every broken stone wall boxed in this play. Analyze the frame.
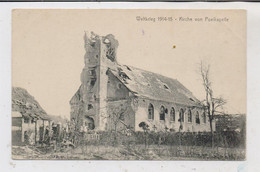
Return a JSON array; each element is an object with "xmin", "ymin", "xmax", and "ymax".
[
  {"xmin": 107, "ymin": 71, "xmax": 131, "ymax": 101},
  {"xmin": 105, "ymin": 99, "xmax": 135, "ymax": 132},
  {"xmin": 70, "ymin": 32, "xmax": 121, "ymax": 131}
]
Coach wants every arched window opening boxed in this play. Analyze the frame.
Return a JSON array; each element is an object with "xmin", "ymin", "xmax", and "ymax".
[
  {"xmin": 179, "ymin": 108, "xmax": 184, "ymax": 122},
  {"xmin": 117, "ymin": 83, "xmax": 122, "ymax": 89},
  {"xmin": 84, "ymin": 116, "xmax": 95, "ymax": 130},
  {"xmin": 88, "ymin": 79, "xmax": 96, "ymax": 89},
  {"xmin": 88, "ymin": 104, "xmax": 93, "ymax": 110},
  {"xmin": 188, "ymin": 109, "xmax": 192, "ymax": 123},
  {"xmin": 160, "ymin": 106, "xmax": 165, "ymax": 121},
  {"xmin": 148, "ymin": 103, "xmax": 154, "ymax": 120},
  {"xmin": 88, "ymin": 69, "xmax": 95, "ymax": 76},
  {"xmin": 170, "ymin": 107, "xmax": 175, "ymax": 122},
  {"xmin": 196, "ymin": 111, "xmax": 200, "ymax": 124},
  {"xmin": 203, "ymin": 112, "xmax": 206, "ymax": 123}
]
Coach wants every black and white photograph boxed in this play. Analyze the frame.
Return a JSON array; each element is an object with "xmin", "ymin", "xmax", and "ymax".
[{"xmin": 11, "ymin": 9, "xmax": 246, "ymax": 161}]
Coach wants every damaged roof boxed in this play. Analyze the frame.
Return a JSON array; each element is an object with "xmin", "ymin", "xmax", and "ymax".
[
  {"xmin": 109, "ymin": 64, "xmax": 201, "ymax": 107},
  {"xmin": 12, "ymin": 87, "xmax": 50, "ymax": 120}
]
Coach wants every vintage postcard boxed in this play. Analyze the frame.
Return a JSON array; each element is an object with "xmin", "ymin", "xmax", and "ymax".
[{"xmin": 12, "ymin": 9, "xmax": 246, "ymax": 160}]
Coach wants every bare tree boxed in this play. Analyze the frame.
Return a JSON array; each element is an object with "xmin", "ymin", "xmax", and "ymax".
[
  {"xmin": 106, "ymin": 103, "xmax": 130, "ymax": 145},
  {"xmin": 200, "ymin": 61, "xmax": 226, "ymax": 147}
]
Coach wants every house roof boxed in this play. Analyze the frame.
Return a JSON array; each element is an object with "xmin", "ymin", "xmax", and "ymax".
[
  {"xmin": 12, "ymin": 111, "xmax": 22, "ymax": 118},
  {"xmin": 12, "ymin": 87, "xmax": 51, "ymax": 120},
  {"xmin": 109, "ymin": 64, "xmax": 201, "ymax": 107}
]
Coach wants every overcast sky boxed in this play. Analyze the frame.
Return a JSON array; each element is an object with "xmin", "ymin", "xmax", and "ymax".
[{"xmin": 12, "ymin": 10, "xmax": 246, "ymax": 118}]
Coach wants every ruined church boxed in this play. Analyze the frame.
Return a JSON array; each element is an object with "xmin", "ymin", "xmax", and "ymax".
[{"xmin": 70, "ymin": 32, "xmax": 215, "ymax": 132}]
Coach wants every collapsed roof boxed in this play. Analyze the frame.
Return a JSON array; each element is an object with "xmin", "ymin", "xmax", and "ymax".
[
  {"xmin": 109, "ymin": 64, "xmax": 201, "ymax": 107},
  {"xmin": 12, "ymin": 87, "xmax": 50, "ymax": 120}
]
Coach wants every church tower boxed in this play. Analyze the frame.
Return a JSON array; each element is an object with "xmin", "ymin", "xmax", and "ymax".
[{"xmin": 70, "ymin": 32, "xmax": 119, "ymax": 131}]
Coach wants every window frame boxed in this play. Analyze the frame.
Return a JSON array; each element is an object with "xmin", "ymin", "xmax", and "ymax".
[
  {"xmin": 196, "ymin": 111, "xmax": 200, "ymax": 125},
  {"xmin": 24, "ymin": 117, "xmax": 29, "ymax": 124},
  {"xmin": 179, "ymin": 108, "xmax": 184, "ymax": 122},
  {"xmin": 117, "ymin": 82, "xmax": 122, "ymax": 89},
  {"xmin": 188, "ymin": 109, "xmax": 192, "ymax": 123},
  {"xmin": 203, "ymin": 111, "xmax": 206, "ymax": 124},
  {"xmin": 148, "ymin": 103, "xmax": 154, "ymax": 120},
  {"xmin": 159, "ymin": 105, "xmax": 166, "ymax": 121},
  {"xmin": 170, "ymin": 107, "xmax": 175, "ymax": 122}
]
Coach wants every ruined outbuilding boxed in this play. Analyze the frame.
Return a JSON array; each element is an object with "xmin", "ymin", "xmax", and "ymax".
[
  {"xmin": 70, "ymin": 32, "xmax": 215, "ymax": 132},
  {"xmin": 12, "ymin": 87, "xmax": 51, "ymax": 145}
]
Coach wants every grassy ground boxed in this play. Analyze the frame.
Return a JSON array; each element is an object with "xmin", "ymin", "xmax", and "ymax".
[{"xmin": 12, "ymin": 144, "xmax": 245, "ymax": 160}]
